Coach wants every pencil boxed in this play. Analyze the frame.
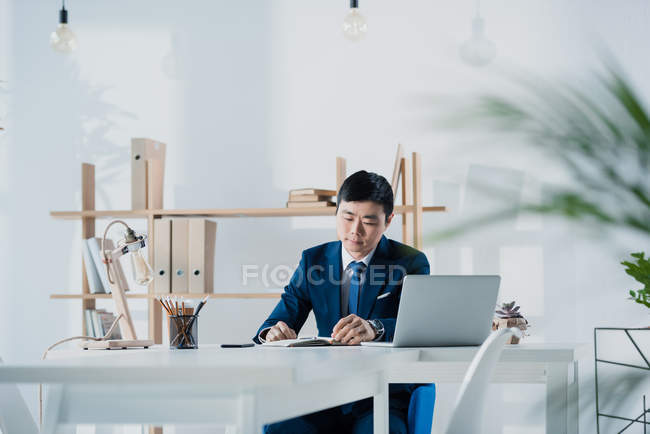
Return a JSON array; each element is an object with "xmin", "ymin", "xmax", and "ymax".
[
  {"xmin": 163, "ymin": 297, "xmax": 174, "ymax": 315},
  {"xmin": 157, "ymin": 297, "xmax": 171, "ymax": 315},
  {"xmin": 166, "ymin": 296, "xmax": 175, "ymax": 315}
]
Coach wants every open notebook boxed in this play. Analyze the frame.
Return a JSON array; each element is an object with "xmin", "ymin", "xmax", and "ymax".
[{"xmin": 262, "ymin": 337, "xmax": 349, "ymax": 347}]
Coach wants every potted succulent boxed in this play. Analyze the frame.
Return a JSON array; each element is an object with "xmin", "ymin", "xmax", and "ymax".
[{"xmin": 492, "ymin": 301, "xmax": 528, "ymax": 344}]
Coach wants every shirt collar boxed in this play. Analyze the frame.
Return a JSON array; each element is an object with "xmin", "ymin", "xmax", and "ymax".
[{"xmin": 341, "ymin": 244, "xmax": 376, "ymax": 271}]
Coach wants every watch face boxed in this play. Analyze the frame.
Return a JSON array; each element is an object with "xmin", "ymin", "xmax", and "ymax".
[{"xmin": 370, "ymin": 319, "xmax": 383, "ymax": 333}]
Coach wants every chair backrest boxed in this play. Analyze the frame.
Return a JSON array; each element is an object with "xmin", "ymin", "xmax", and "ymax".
[
  {"xmin": 0, "ymin": 357, "xmax": 39, "ymax": 434},
  {"xmin": 445, "ymin": 328, "xmax": 522, "ymax": 434}
]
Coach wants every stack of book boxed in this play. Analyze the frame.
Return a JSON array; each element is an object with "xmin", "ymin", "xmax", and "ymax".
[
  {"xmin": 286, "ymin": 188, "xmax": 337, "ymax": 208},
  {"xmin": 84, "ymin": 308, "xmax": 122, "ymax": 339}
]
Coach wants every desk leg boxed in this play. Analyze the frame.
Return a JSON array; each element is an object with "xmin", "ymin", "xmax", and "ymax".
[
  {"xmin": 41, "ymin": 384, "xmax": 63, "ymax": 434},
  {"xmin": 567, "ymin": 361, "xmax": 579, "ymax": 434},
  {"xmin": 546, "ymin": 363, "xmax": 572, "ymax": 434},
  {"xmin": 41, "ymin": 385, "xmax": 77, "ymax": 434},
  {"xmin": 373, "ymin": 379, "xmax": 389, "ymax": 434},
  {"xmin": 237, "ymin": 393, "xmax": 261, "ymax": 434}
]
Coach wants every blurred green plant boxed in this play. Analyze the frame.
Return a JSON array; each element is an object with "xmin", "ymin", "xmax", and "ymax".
[
  {"xmin": 435, "ymin": 63, "xmax": 649, "ymax": 240},
  {"xmin": 623, "ymin": 252, "xmax": 650, "ymax": 309}
]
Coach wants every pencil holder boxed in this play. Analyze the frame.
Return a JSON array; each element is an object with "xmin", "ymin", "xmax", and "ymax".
[{"xmin": 169, "ymin": 315, "xmax": 198, "ymax": 349}]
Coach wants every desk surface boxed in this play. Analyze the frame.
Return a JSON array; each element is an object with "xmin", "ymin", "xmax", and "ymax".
[
  {"xmin": 2, "ymin": 345, "xmax": 419, "ymax": 386},
  {"xmin": 0, "ymin": 343, "xmax": 589, "ymax": 385}
]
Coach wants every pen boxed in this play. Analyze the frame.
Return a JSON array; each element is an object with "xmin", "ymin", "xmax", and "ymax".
[
  {"xmin": 193, "ymin": 295, "xmax": 209, "ymax": 315},
  {"xmin": 183, "ymin": 296, "xmax": 209, "ymax": 342}
]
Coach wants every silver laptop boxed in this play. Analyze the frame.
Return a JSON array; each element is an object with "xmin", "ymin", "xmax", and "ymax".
[{"xmin": 362, "ymin": 275, "xmax": 500, "ymax": 347}]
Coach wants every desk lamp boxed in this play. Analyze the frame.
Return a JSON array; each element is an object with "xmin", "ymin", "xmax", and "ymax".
[{"xmin": 82, "ymin": 220, "xmax": 154, "ymax": 349}]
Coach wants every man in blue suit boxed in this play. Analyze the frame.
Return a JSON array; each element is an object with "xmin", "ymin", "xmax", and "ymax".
[{"xmin": 254, "ymin": 170, "xmax": 430, "ymax": 434}]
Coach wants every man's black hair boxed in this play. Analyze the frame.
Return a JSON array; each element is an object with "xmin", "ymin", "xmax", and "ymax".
[{"xmin": 336, "ymin": 170, "xmax": 394, "ymax": 223}]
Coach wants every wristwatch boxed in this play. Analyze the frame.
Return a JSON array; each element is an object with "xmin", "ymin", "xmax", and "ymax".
[{"xmin": 368, "ymin": 319, "xmax": 385, "ymax": 341}]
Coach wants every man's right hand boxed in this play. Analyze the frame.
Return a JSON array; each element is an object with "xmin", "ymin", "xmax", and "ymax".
[{"xmin": 264, "ymin": 321, "xmax": 297, "ymax": 342}]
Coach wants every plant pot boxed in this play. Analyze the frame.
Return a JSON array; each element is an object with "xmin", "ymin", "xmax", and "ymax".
[{"xmin": 492, "ymin": 317, "xmax": 528, "ymax": 344}]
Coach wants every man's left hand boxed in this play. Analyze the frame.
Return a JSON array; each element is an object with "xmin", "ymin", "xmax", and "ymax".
[{"xmin": 332, "ymin": 314, "xmax": 376, "ymax": 345}]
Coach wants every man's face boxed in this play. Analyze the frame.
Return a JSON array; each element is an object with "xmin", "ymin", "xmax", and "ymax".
[{"xmin": 336, "ymin": 200, "xmax": 393, "ymax": 258}]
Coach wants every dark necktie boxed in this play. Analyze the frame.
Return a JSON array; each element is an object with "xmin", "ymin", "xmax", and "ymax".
[{"xmin": 347, "ymin": 261, "xmax": 366, "ymax": 316}]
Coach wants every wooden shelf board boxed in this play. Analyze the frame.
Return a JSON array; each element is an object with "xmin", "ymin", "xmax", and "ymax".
[
  {"xmin": 50, "ymin": 210, "xmax": 150, "ymax": 220},
  {"xmin": 50, "ymin": 293, "xmax": 281, "ymax": 300},
  {"xmin": 50, "ymin": 205, "xmax": 446, "ymax": 220},
  {"xmin": 422, "ymin": 206, "xmax": 446, "ymax": 212},
  {"xmin": 156, "ymin": 207, "xmax": 339, "ymax": 218}
]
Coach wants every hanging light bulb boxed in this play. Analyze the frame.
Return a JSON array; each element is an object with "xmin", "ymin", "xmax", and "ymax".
[
  {"xmin": 343, "ymin": 0, "xmax": 367, "ymax": 42},
  {"xmin": 459, "ymin": 1, "xmax": 495, "ymax": 67},
  {"xmin": 50, "ymin": 0, "xmax": 77, "ymax": 53}
]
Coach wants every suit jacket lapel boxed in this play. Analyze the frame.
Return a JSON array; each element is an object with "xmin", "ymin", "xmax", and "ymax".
[
  {"xmin": 323, "ymin": 241, "xmax": 342, "ymax": 325},
  {"xmin": 358, "ymin": 235, "xmax": 390, "ymax": 319}
]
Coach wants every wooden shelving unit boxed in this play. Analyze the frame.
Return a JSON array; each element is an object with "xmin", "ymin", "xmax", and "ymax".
[{"xmin": 51, "ymin": 152, "xmax": 444, "ymax": 345}]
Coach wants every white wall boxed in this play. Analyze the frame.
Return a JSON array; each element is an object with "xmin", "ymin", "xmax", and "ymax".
[{"xmin": 2, "ymin": 1, "xmax": 649, "ymax": 433}]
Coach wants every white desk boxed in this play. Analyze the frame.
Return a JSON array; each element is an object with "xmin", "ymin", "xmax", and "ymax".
[{"xmin": 0, "ymin": 343, "xmax": 588, "ymax": 434}]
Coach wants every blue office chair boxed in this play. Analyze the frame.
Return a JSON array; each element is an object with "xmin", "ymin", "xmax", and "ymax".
[{"xmin": 407, "ymin": 383, "xmax": 436, "ymax": 434}]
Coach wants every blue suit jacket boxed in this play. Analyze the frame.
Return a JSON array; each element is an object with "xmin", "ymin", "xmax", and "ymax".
[{"xmin": 254, "ymin": 235, "xmax": 430, "ymax": 343}]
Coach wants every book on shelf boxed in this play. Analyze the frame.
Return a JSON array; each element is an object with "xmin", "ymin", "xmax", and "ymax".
[
  {"xmin": 262, "ymin": 336, "xmax": 349, "ymax": 347},
  {"xmin": 91, "ymin": 310, "xmax": 103, "ymax": 338},
  {"xmin": 97, "ymin": 309, "xmax": 122, "ymax": 339},
  {"xmin": 84, "ymin": 308, "xmax": 122, "ymax": 339},
  {"xmin": 287, "ymin": 194, "xmax": 335, "ymax": 202},
  {"xmin": 82, "ymin": 240, "xmax": 105, "ymax": 294},
  {"xmin": 286, "ymin": 201, "xmax": 336, "ymax": 208},
  {"xmin": 84, "ymin": 309, "xmax": 95, "ymax": 337},
  {"xmin": 289, "ymin": 188, "xmax": 337, "ymax": 197}
]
